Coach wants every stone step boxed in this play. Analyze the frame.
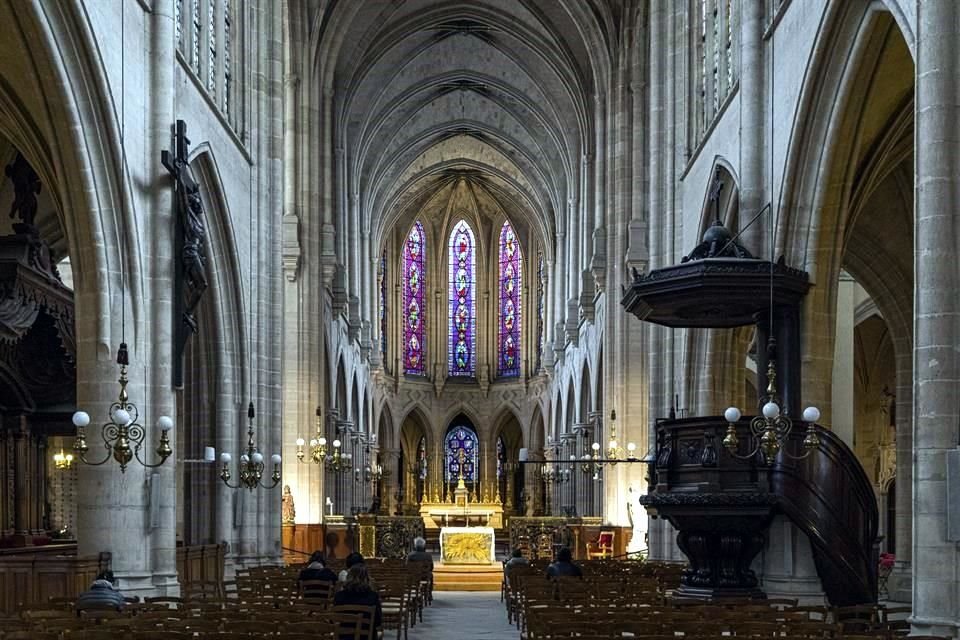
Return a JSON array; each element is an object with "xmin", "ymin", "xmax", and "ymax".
[{"xmin": 433, "ymin": 562, "xmax": 503, "ymax": 592}]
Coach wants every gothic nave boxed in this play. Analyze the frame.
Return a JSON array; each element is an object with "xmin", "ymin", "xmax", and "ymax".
[{"xmin": 0, "ymin": 1, "xmax": 957, "ymax": 638}]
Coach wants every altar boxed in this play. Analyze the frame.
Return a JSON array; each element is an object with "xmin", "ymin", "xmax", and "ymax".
[
  {"xmin": 440, "ymin": 526, "xmax": 496, "ymax": 564},
  {"xmin": 419, "ymin": 502, "xmax": 503, "ymax": 528}
]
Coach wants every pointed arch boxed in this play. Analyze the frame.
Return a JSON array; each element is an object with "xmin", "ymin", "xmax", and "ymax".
[{"xmin": 448, "ymin": 218, "xmax": 477, "ymax": 376}]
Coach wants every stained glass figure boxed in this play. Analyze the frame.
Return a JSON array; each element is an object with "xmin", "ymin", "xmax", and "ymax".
[
  {"xmin": 498, "ymin": 222, "xmax": 522, "ymax": 377},
  {"xmin": 379, "ymin": 250, "xmax": 387, "ymax": 361},
  {"xmin": 403, "ymin": 222, "xmax": 426, "ymax": 375},
  {"xmin": 445, "ymin": 424, "xmax": 479, "ymax": 483},
  {"xmin": 536, "ymin": 251, "xmax": 544, "ymax": 373},
  {"xmin": 448, "ymin": 220, "xmax": 476, "ymax": 376}
]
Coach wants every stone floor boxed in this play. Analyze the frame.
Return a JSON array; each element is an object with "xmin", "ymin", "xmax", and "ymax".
[{"xmin": 409, "ymin": 591, "xmax": 517, "ymax": 639}]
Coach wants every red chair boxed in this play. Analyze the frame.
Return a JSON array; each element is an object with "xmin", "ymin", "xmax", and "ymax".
[{"xmin": 586, "ymin": 530, "xmax": 615, "ymax": 559}]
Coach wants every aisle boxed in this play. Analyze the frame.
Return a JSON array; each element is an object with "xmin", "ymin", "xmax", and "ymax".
[{"xmin": 408, "ymin": 591, "xmax": 517, "ymax": 639}]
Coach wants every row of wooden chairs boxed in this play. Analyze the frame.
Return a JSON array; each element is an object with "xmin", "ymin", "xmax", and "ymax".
[{"xmin": 1, "ymin": 603, "xmax": 377, "ymax": 640}]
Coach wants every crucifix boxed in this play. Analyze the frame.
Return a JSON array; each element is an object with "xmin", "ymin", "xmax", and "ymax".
[{"xmin": 161, "ymin": 120, "xmax": 209, "ymax": 388}]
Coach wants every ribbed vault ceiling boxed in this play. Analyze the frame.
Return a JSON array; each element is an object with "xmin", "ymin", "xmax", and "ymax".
[{"xmin": 318, "ymin": 0, "xmax": 616, "ymax": 251}]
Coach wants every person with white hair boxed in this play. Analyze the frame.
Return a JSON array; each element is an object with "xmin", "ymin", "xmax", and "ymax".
[{"xmin": 407, "ymin": 536, "xmax": 433, "ymax": 568}]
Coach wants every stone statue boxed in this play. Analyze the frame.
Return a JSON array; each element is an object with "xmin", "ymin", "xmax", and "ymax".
[
  {"xmin": 5, "ymin": 152, "xmax": 41, "ymax": 229},
  {"xmin": 281, "ymin": 485, "xmax": 296, "ymax": 524}
]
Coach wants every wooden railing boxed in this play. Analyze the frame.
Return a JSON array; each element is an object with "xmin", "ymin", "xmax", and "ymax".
[
  {"xmin": 0, "ymin": 544, "xmax": 109, "ymax": 614},
  {"xmin": 648, "ymin": 415, "xmax": 879, "ymax": 605}
]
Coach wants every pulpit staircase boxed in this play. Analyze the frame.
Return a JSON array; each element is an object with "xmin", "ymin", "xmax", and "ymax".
[{"xmin": 643, "ymin": 415, "xmax": 878, "ymax": 606}]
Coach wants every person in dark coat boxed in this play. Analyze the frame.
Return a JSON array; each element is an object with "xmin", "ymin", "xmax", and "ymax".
[
  {"xmin": 338, "ymin": 551, "xmax": 366, "ymax": 582},
  {"xmin": 406, "ymin": 536, "xmax": 433, "ymax": 568},
  {"xmin": 505, "ymin": 547, "xmax": 530, "ymax": 574},
  {"xmin": 76, "ymin": 570, "xmax": 125, "ymax": 612},
  {"xmin": 297, "ymin": 551, "xmax": 338, "ymax": 598},
  {"xmin": 333, "ymin": 563, "xmax": 383, "ymax": 640},
  {"xmin": 546, "ymin": 547, "xmax": 583, "ymax": 578}
]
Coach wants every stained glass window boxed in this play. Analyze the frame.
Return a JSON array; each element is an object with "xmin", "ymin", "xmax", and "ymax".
[
  {"xmin": 175, "ymin": 0, "xmax": 183, "ymax": 48},
  {"xmin": 536, "ymin": 251, "xmax": 544, "ymax": 373},
  {"xmin": 497, "ymin": 222, "xmax": 522, "ymax": 377},
  {"xmin": 191, "ymin": 0, "xmax": 201, "ymax": 72},
  {"xmin": 496, "ymin": 436, "xmax": 505, "ymax": 479},
  {"xmin": 223, "ymin": 0, "xmax": 232, "ymax": 116},
  {"xmin": 448, "ymin": 220, "xmax": 476, "ymax": 376},
  {"xmin": 445, "ymin": 424, "xmax": 479, "ymax": 483},
  {"xmin": 403, "ymin": 221, "xmax": 426, "ymax": 375},
  {"xmin": 417, "ymin": 437, "xmax": 427, "ymax": 480},
  {"xmin": 207, "ymin": 0, "xmax": 217, "ymax": 92},
  {"xmin": 379, "ymin": 250, "xmax": 387, "ymax": 362}
]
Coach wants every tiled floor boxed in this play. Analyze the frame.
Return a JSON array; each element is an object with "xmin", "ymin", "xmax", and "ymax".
[{"xmin": 407, "ymin": 591, "xmax": 517, "ymax": 639}]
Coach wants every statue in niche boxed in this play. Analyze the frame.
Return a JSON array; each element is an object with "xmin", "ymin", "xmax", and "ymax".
[
  {"xmin": 281, "ymin": 485, "xmax": 296, "ymax": 524},
  {"xmin": 6, "ymin": 152, "xmax": 41, "ymax": 229}
]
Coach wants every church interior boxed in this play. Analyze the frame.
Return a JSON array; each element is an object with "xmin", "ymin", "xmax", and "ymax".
[{"xmin": 0, "ymin": 0, "xmax": 957, "ymax": 638}]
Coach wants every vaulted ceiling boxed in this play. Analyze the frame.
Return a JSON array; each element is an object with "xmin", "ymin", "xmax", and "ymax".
[{"xmin": 313, "ymin": 0, "xmax": 619, "ymax": 252}]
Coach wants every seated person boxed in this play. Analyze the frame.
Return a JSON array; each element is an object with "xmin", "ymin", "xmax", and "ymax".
[
  {"xmin": 76, "ymin": 570, "xmax": 125, "ymax": 612},
  {"xmin": 406, "ymin": 536, "xmax": 433, "ymax": 569},
  {"xmin": 338, "ymin": 551, "xmax": 366, "ymax": 582},
  {"xmin": 546, "ymin": 547, "xmax": 583, "ymax": 579},
  {"xmin": 333, "ymin": 564, "xmax": 383, "ymax": 640},
  {"xmin": 298, "ymin": 551, "xmax": 337, "ymax": 597},
  {"xmin": 505, "ymin": 548, "xmax": 529, "ymax": 574}
]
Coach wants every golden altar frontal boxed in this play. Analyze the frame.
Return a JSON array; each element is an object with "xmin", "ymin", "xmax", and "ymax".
[{"xmin": 440, "ymin": 526, "xmax": 496, "ymax": 564}]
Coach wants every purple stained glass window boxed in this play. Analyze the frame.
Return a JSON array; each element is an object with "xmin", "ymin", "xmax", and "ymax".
[
  {"xmin": 445, "ymin": 424, "xmax": 479, "ymax": 483},
  {"xmin": 536, "ymin": 251, "xmax": 544, "ymax": 373},
  {"xmin": 379, "ymin": 250, "xmax": 387, "ymax": 361},
  {"xmin": 448, "ymin": 221, "xmax": 476, "ymax": 376},
  {"xmin": 403, "ymin": 221, "xmax": 426, "ymax": 375},
  {"xmin": 498, "ymin": 222, "xmax": 522, "ymax": 377}
]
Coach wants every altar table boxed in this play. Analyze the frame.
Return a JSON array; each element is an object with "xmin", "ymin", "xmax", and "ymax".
[{"xmin": 440, "ymin": 526, "xmax": 495, "ymax": 564}]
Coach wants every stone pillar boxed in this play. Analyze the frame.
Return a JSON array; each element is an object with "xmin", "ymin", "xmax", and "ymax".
[
  {"xmin": 831, "ymin": 272, "xmax": 855, "ymax": 445},
  {"xmin": 738, "ymin": 0, "xmax": 765, "ymax": 256},
  {"xmin": 912, "ymin": 2, "xmax": 960, "ymax": 633}
]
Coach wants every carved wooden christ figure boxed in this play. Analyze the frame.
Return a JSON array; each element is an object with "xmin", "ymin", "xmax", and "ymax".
[{"xmin": 162, "ymin": 120, "xmax": 209, "ymax": 387}]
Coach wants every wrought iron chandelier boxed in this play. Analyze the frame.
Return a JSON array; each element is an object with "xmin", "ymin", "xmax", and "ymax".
[
  {"xmin": 722, "ymin": 343, "xmax": 821, "ymax": 465},
  {"xmin": 218, "ymin": 402, "xmax": 281, "ymax": 490},
  {"xmin": 71, "ymin": 343, "xmax": 173, "ymax": 473}
]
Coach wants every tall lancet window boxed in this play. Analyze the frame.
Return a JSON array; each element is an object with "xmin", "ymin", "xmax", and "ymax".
[
  {"xmin": 448, "ymin": 220, "xmax": 477, "ymax": 377},
  {"xmin": 379, "ymin": 250, "xmax": 387, "ymax": 362},
  {"xmin": 497, "ymin": 221, "xmax": 522, "ymax": 377},
  {"xmin": 403, "ymin": 221, "xmax": 426, "ymax": 375},
  {"xmin": 536, "ymin": 251, "xmax": 544, "ymax": 373}
]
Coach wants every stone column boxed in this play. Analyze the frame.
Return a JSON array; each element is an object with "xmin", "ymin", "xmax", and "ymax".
[
  {"xmin": 831, "ymin": 273, "xmax": 855, "ymax": 445},
  {"xmin": 912, "ymin": 1, "xmax": 960, "ymax": 633},
  {"xmin": 738, "ymin": 0, "xmax": 765, "ymax": 256}
]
